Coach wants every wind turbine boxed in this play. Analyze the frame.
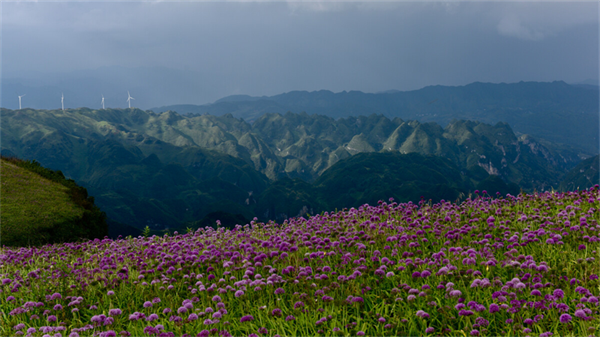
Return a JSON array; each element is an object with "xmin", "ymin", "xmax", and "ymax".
[
  {"xmin": 126, "ymin": 91, "xmax": 135, "ymax": 108},
  {"xmin": 61, "ymin": 93, "xmax": 64, "ymax": 111},
  {"xmin": 18, "ymin": 94, "xmax": 25, "ymax": 110},
  {"xmin": 101, "ymin": 94, "xmax": 105, "ymax": 109}
]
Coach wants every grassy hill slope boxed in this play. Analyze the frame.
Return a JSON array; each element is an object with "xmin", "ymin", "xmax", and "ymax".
[{"xmin": 0, "ymin": 157, "xmax": 107, "ymax": 247}]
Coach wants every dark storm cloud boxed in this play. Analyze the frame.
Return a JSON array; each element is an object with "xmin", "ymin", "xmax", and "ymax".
[{"xmin": 1, "ymin": 1, "xmax": 598, "ymax": 107}]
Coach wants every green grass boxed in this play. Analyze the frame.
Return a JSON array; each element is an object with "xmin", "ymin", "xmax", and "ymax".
[{"xmin": 1, "ymin": 159, "xmax": 83, "ymax": 246}]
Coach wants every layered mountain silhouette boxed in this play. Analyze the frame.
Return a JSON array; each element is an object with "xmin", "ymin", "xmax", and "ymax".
[{"xmin": 153, "ymin": 81, "xmax": 599, "ymax": 154}]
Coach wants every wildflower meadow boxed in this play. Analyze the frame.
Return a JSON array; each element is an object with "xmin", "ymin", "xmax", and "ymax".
[{"xmin": 1, "ymin": 187, "xmax": 599, "ymax": 337}]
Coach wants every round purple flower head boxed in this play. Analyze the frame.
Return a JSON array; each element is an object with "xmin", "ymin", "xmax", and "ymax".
[
  {"xmin": 212, "ymin": 295, "xmax": 222, "ymax": 302},
  {"xmin": 416, "ymin": 310, "xmax": 430, "ymax": 319},
  {"xmin": 143, "ymin": 301, "xmax": 153, "ymax": 308},
  {"xmin": 240, "ymin": 315, "xmax": 254, "ymax": 323},
  {"xmin": 553, "ymin": 289, "xmax": 565, "ymax": 299},
  {"xmin": 275, "ymin": 288, "xmax": 285, "ymax": 295},
  {"xmin": 235, "ymin": 290, "xmax": 244, "ymax": 298},
  {"xmin": 574, "ymin": 309, "xmax": 586, "ymax": 318},
  {"xmin": 285, "ymin": 315, "xmax": 296, "ymax": 321},
  {"xmin": 425, "ymin": 327, "xmax": 435, "ymax": 334},
  {"xmin": 559, "ymin": 314, "xmax": 572, "ymax": 323},
  {"xmin": 197, "ymin": 330, "xmax": 210, "ymax": 337},
  {"xmin": 109, "ymin": 309, "xmax": 122, "ymax": 316},
  {"xmin": 357, "ymin": 332, "xmax": 365, "ymax": 336}
]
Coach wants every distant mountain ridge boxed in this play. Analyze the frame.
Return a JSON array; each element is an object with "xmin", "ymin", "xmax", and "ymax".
[{"xmin": 152, "ymin": 81, "xmax": 599, "ymax": 154}]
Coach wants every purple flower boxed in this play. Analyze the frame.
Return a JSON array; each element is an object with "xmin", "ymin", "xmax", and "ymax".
[
  {"xmin": 294, "ymin": 301, "xmax": 305, "ymax": 309},
  {"xmin": 109, "ymin": 309, "xmax": 122, "ymax": 316},
  {"xmin": 449, "ymin": 290, "xmax": 462, "ymax": 297},
  {"xmin": 107, "ymin": 291, "xmax": 115, "ymax": 296},
  {"xmin": 146, "ymin": 314, "xmax": 159, "ymax": 322},
  {"xmin": 177, "ymin": 307, "xmax": 188, "ymax": 314},
  {"xmin": 530, "ymin": 290, "xmax": 542, "ymax": 296},
  {"xmin": 143, "ymin": 301, "xmax": 153, "ymax": 308},
  {"xmin": 459, "ymin": 310, "xmax": 473, "ymax": 316},
  {"xmin": 378, "ymin": 317, "xmax": 386, "ymax": 323},
  {"xmin": 271, "ymin": 308, "xmax": 282, "ymax": 317},
  {"xmin": 197, "ymin": 330, "xmax": 210, "ymax": 337},
  {"xmin": 188, "ymin": 313, "xmax": 199, "ymax": 321},
  {"xmin": 553, "ymin": 289, "xmax": 565, "ymax": 299},
  {"xmin": 425, "ymin": 327, "xmax": 435, "ymax": 334},
  {"xmin": 578, "ymin": 244, "xmax": 586, "ymax": 250},
  {"xmin": 470, "ymin": 329, "xmax": 479, "ymax": 336},
  {"xmin": 48, "ymin": 315, "xmax": 57, "ymax": 322},
  {"xmin": 257, "ymin": 327, "xmax": 268, "ymax": 335},
  {"xmin": 559, "ymin": 314, "xmax": 572, "ymax": 323},
  {"xmin": 275, "ymin": 288, "xmax": 285, "ymax": 295},
  {"xmin": 143, "ymin": 326, "xmax": 158, "ymax": 335},
  {"xmin": 212, "ymin": 295, "xmax": 222, "ymax": 302},
  {"xmin": 235, "ymin": 290, "xmax": 244, "ymax": 297},
  {"xmin": 14, "ymin": 324, "xmax": 26, "ymax": 331},
  {"xmin": 54, "ymin": 304, "xmax": 63, "ymax": 310},
  {"xmin": 574, "ymin": 309, "xmax": 586, "ymax": 318},
  {"xmin": 352, "ymin": 296, "xmax": 364, "ymax": 303},
  {"xmin": 357, "ymin": 332, "xmax": 365, "ymax": 336},
  {"xmin": 240, "ymin": 315, "xmax": 254, "ymax": 323},
  {"xmin": 416, "ymin": 310, "xmax": 430, "ymax": 319},
  {"xmin": 489, "ymin": 303, "xmax": 500, "ymax": 314},
  {"xmin": 285, "ymin": 315, "xmax": 296, "ymax": 321}
]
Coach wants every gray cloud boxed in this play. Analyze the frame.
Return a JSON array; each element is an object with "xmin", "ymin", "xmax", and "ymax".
[{"xmin": 1, "ymin": 1, "xmax": 597, "ymax": 108}]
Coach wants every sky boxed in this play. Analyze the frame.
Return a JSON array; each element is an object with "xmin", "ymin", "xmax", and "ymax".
[{"xmin": 1, "ymin": 1, "xmax": 598, "ymax": 109}]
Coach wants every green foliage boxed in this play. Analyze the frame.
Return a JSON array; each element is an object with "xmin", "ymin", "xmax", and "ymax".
[
  {"xmin": 559, "ymin": 155, "xmax": 599, "ymax": 191},
  {"xmin": 142, "ymin": 226, "xmax": 151, "ymax": 238},
  {"xmin": 475, "ymin": 174, "xmax": 521, "ymax": 197},
  {"xmin": 0, "ymin": 157, "xmax": 107, "ymax": 247},
  {"xmin": 315, "ymin": 152, "xmax": 468, "ymax": 210}
]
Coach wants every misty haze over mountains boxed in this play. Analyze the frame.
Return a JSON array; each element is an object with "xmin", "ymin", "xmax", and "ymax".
[{"xmin": 4, "ymin": 72, "xmax": 598, "ymax": 155}]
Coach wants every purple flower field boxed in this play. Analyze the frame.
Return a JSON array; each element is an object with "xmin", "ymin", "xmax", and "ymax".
[{"xmin": 1, "ymin": 187, "xmax": 599, "ymax": 336}]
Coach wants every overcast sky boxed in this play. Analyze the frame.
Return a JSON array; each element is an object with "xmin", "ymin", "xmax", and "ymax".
[{"xmin": 2, "ymin": 1, "xmax": 598, "ymax": 106}]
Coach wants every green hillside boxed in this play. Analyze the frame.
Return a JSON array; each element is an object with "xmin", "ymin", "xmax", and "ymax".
[{"xmin": 0, "ymin": 157, "xmax": 108, "ymax": 247}]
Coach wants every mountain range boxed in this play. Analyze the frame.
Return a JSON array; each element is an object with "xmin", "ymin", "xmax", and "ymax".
[
  {"xmin": 152, "ymin": 81, "xmax": 599, "ymax": 154},
  {"xmin": 2, "ymin": 107, "xmax": 595, "ymax": 234}
]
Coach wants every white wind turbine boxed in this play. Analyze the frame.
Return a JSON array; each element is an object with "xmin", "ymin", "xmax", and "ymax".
[
  {"xmin": 18, "ymin": 94, "xmax": 25, "ymax": 110},
  {"xmin": 101, "ymin": 94, "xmax": 105, "ymax": 109},
  {"xmin": 61, "ymin": 93, "xmax": 64, "ymax": 111},
  {"xmin": 126, "ymin": 91, "xmax": 135, "ymax": 108}
]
